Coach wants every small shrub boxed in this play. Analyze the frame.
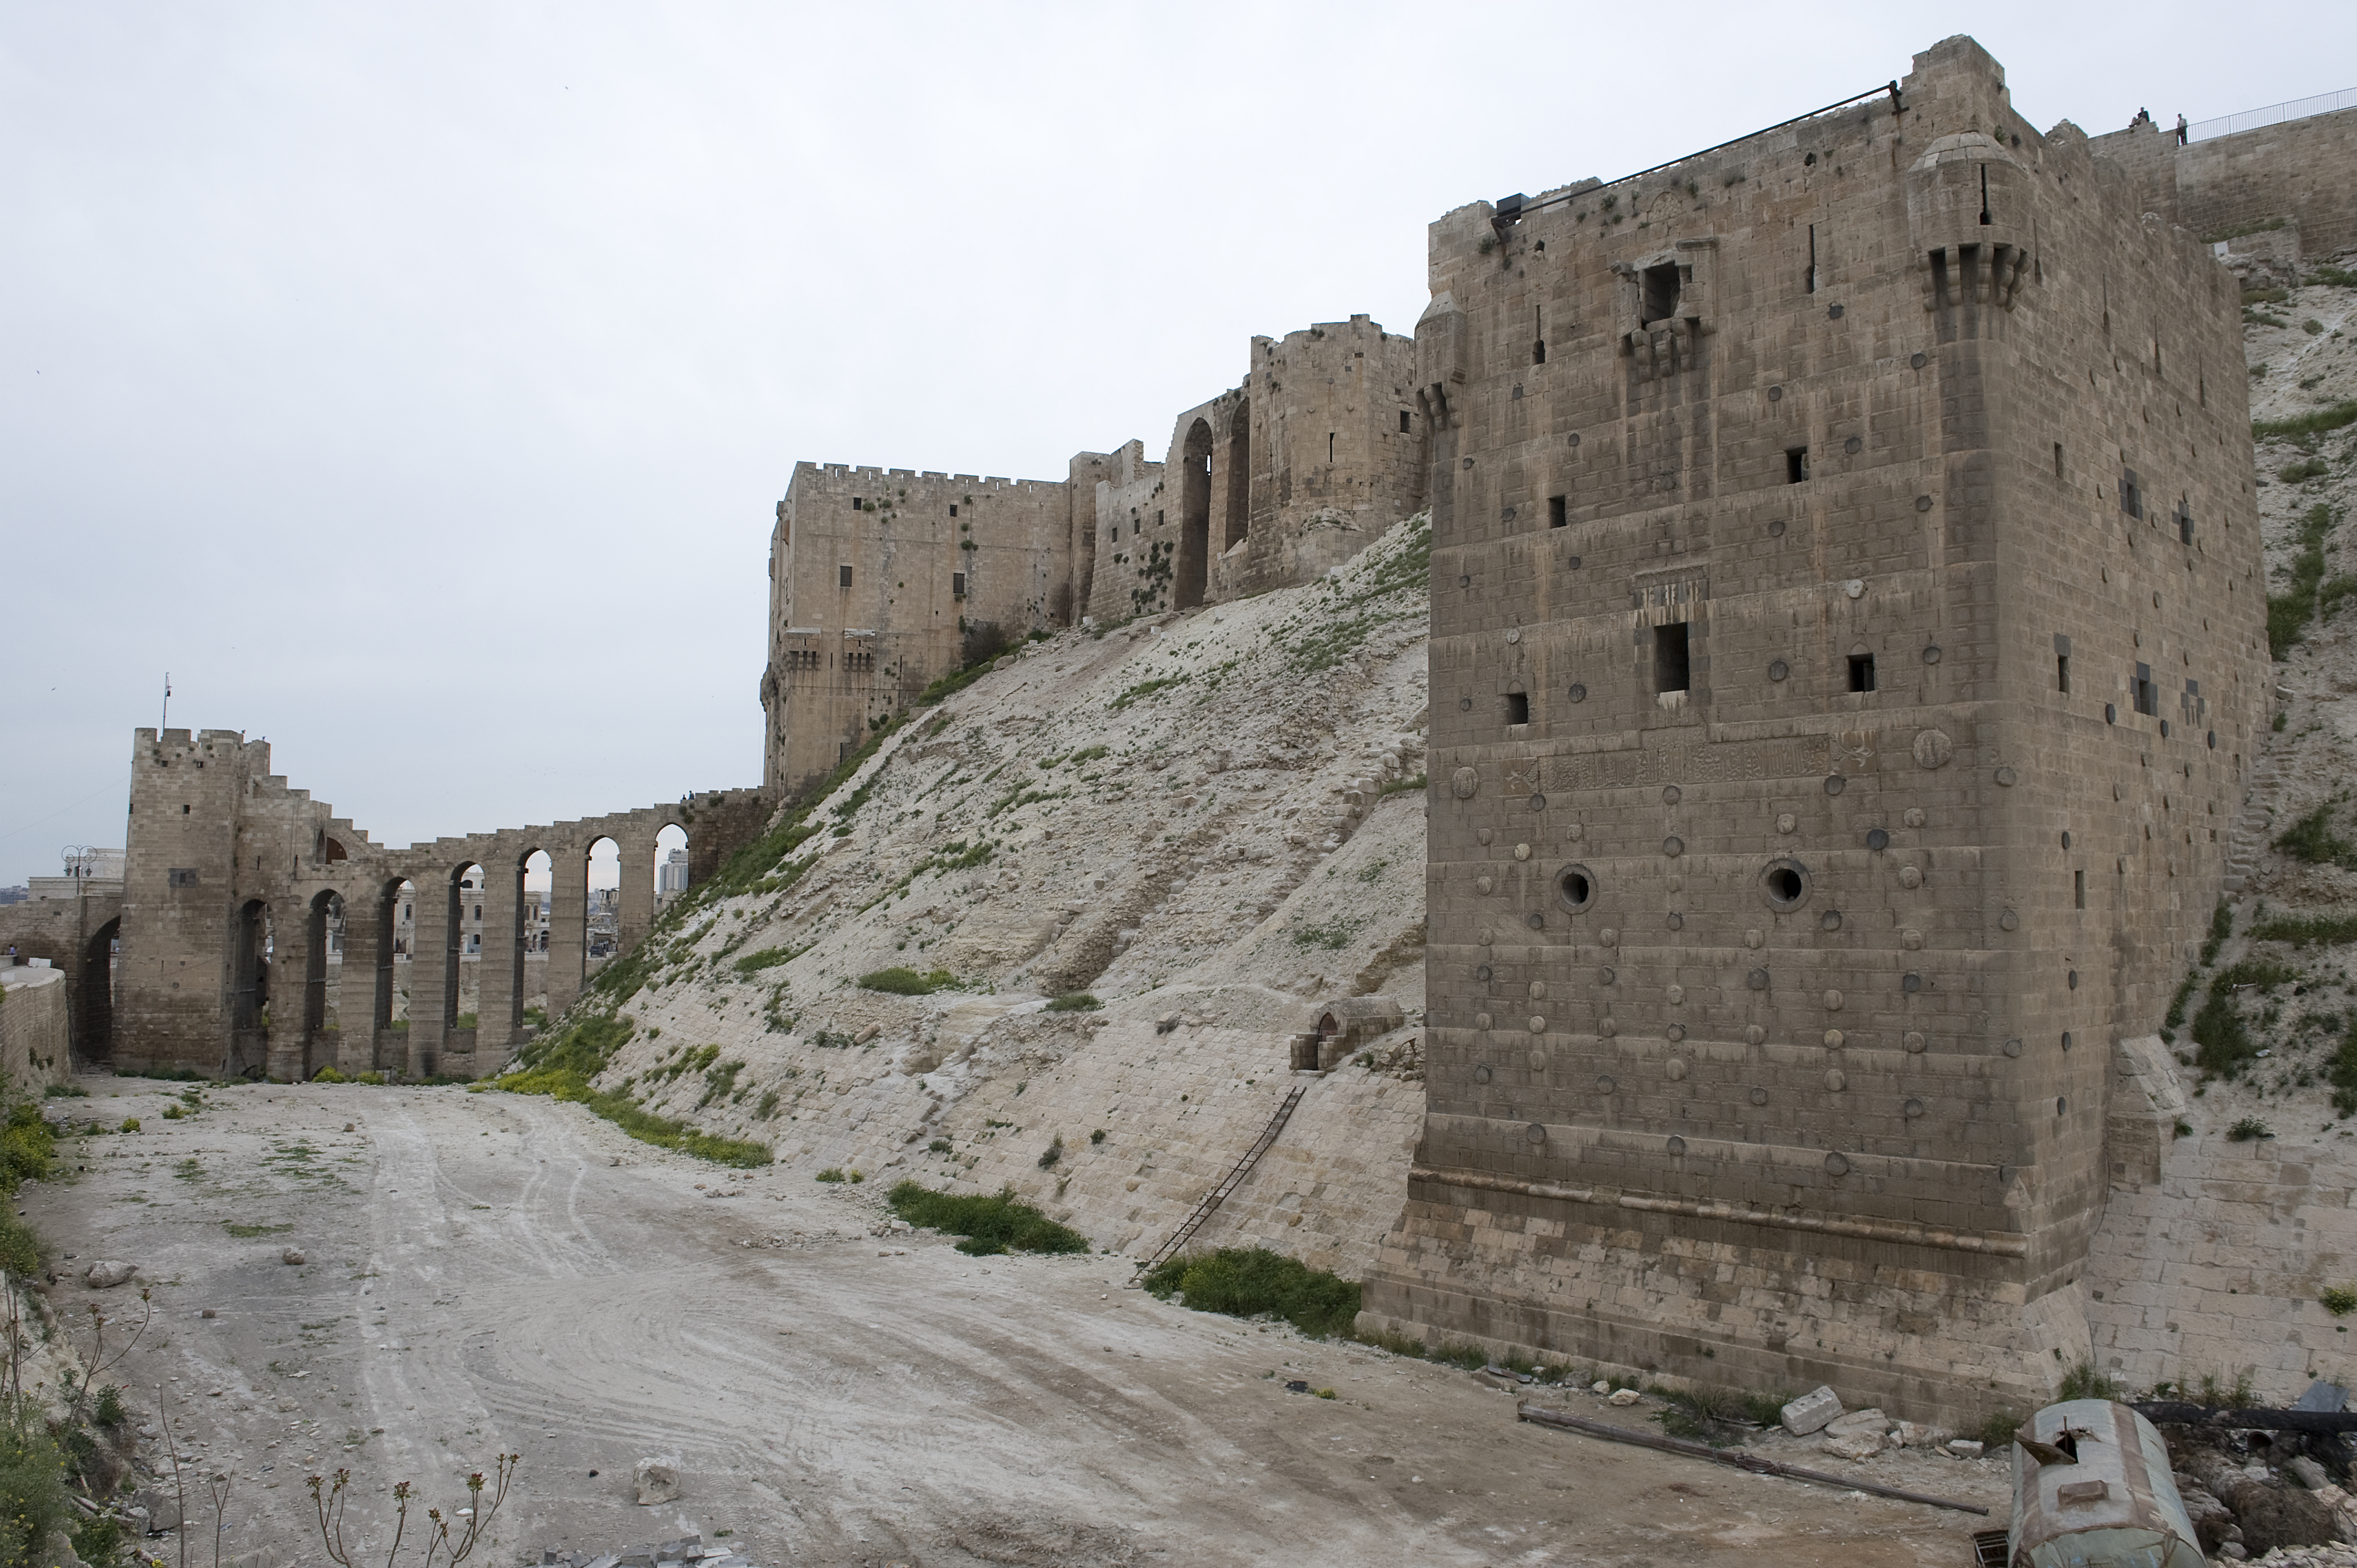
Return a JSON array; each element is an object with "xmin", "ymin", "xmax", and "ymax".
[
  {"xmin": 2281, "ymin": 458, "xmax": 2331, "ymax": 483},
  {"xmin": 0, "ymin": 1412, "xmax": 71, "ymax": 1568},
  {"xmin": 733, "ymin": 946, "xmax": 797, "ymax": 976},
  {"xmin": 1658, "ymin": 1384, "xmax": 1782, "ymax": 1447},
  {"xmin": 1037, "ymin": 1136, "xmax": 1063, "ymax": 1170},
  {"xmin": 816, "ymin": 1168, "xmax": 848, "ymax": 1183},
  {"xmin": 2277, "ymin": 803, "xmax": 2357, "ymax": 868},
  {"xmin": 42, "ymin": 1084, "xmax": 85, "ymax": 1099},
  {"xmin": 755, "ymin": 1090, "xmax": 781, "ymax": 1121},
  {"xmin": 1046, "ymin": 993, "xmax": 1102, "ymax": 1012},
  {"xmin": 2306, "ymin": 318, "xmax": 2327, "ymax": 336},
  {"xmin": 2203, "ymin": 902, "xmax": 2234, "ymax": 966},
  {"xmin": 1089, "ymin": 1128, "xmax": 1106, "ymax": 1144},
  {"xmin": 357, "ymin": 1071, "xmax": 385, "ymax": 1085},
  {"xmin": 857, "ymin": 967, "xmax": 956, "ymax": 996},
  {"xmin": 0, "ymin": 1213, "xmax": 40, "ymax": 1276},
  {"xmin": 117, "ymin": 1117, "xmax": 139, "ymax": 1134},
  {"xmin": 92, "ymin": 1385, "xmax": 125, "ymax": 1427},
  {"xmin": 160, "ymin": 1103, "xmax": 184, "ymax": 1120},
  {"xmin": 927, "ymin": 1138, "xmax": 951, "ymax": 1154},
  {"xmin": 2322, "ymin": 1285, "xmax": 2357, "ymax": 1317},
  {"xmin": 1972, "ymin": 1408, "xmax": 2026, "ymax": 1451},
  {"xmin": 2227, "ymin": 1116, "xmax": 2274, "ymax": 1142},
  {"xmin": 887, "ymin": 1181, "xmax": 1088, "ymax": 1256},
  {"xmin": 2057, "ymin": 1361, "xmax": 2122, "ymax": 1401},
  {"xmin": 2174, "ymin": 1118, "xmax": 2194, "ymax": 1139},
  {"xmin": 1141, "ymin": 1246, "xmax": 1360, "ymax": 1338},
  {"xmin": 312, "ymin": 1065, "xmax": 348, "ymax": 1083}
]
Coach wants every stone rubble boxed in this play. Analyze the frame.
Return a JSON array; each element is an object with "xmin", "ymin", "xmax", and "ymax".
[{"xmin": 538, "ymin": 1538, "xmax": 756, "ymax": 1568}]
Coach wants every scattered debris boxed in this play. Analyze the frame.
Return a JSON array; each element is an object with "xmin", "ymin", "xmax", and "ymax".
[{"xmin": 632, "ymin": 1455, "xmax": 683, "ymax": 1505}]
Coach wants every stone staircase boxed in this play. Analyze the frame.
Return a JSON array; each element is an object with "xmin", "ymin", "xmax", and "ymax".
[{"xmin": 2222, "ymin": 751, "xmax": 2289, "ymax": 894}]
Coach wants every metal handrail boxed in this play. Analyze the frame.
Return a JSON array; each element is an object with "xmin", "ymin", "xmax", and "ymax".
[
  {"xmin": 1137, "ymin": 1083, "xmax": 1307, "ymax": 1274},
  {"xmin": 2188, "ymin": 87, "xmax": 2357, "ymax": 143}
]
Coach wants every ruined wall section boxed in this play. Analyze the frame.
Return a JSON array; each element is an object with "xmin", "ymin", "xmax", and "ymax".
[
  {"xmin": 0, "ymin": 966, "xmax": 72, "ymax": 1095},
  {"xmin": 1362, "ymin": 35, "xmax": 2266, "ymax": 1422},
  {"xmin": 765, "ymin": 463, "xmax": 1069, "ymax": 799},
  {"xmin": 1083, "ymin": 440, "xmax": 1170, "ymax": 622},
  {"xmin": 2090, "ymin": 106, "xmax": 2357, "ymax": 260}
]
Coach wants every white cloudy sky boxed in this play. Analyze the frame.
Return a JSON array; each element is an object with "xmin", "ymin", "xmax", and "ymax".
[{"xmin": 2, "ymin": 2, "xmax": 2344, "ymax": 885}]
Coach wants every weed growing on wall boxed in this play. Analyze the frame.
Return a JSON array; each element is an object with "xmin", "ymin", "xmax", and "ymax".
[{"xmin": 887, "ymin": 1182, "xmax": 1087, "ymax": 1256}]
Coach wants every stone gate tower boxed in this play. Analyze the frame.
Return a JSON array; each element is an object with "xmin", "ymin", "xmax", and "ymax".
[{"xmin": 1361, "ymin": 36, "xmax": 2268, "ymax": 1419}]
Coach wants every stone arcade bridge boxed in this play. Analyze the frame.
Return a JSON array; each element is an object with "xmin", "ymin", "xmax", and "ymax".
[{"xmin": 93, "ymin": 729, "xmax": 769, "ymax": 1082}]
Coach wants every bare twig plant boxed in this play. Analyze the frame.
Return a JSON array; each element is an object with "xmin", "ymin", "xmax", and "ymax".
[
  {"xmin": 307, "ymin": 1453, "xmax": 519, "ymax": 1568},
  {"xmin": 65, "ymin": 1288, "xmax": 152, "ymax": 1423}
]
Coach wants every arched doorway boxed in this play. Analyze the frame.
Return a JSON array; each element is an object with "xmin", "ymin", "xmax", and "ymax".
[
  {"xmin": 585, "ymin": 838, "xmax": 621, "ymax": 968},
  {"xmin": 522, "ymin": 849, "xmax": 553, "ymax": 1033},
  {"xmin": 229, "ymin": 899, "xmax": 272, "ymax": 1078},
  {"xmin": 76, "ymin": 916, "xmax": 119, "ymax": 1065},
  {"xmin": 1176, "ymin": 417, "xmax": 1213, "ymax": 610},
  {"xmin": 302, "ymin": 890, "xmax": 342, "ymax": 1079},
  {"xmin": 653, "ymin": 823, "xmax": 691, "ymax": 909},
  {"xmin": 1223, "ymin": 401, "xmax": 1250, "ymax": 551}
]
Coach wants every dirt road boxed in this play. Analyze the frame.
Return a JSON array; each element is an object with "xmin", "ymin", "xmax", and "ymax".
[{"xmin": 23, "ymin": 1078, "xmax": 2007, "ymax": 1566}]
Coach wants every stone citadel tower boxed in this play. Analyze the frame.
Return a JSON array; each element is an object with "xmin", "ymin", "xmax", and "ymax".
[
  {"xmin": 759, "ymin": 317, "xmax": 1427, "ymax": 797},
  {"xmin": 1355, "ymin": 36, "xmax": 2269, "ymax": 1420}
]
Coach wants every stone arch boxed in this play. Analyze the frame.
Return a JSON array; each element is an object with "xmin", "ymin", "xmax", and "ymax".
[
  {"xmin": 1176, "ymin": 417, "xmax": 1214, "ymax": 610},
  {"xmin": 76, "ymin": 916, "xmax": 119, "ymax": 1064},
  {"xmin": 302, "ymin": 888, "xmax": 342, "ymax": 1075},
  {"xmin": 653, "ymin": 822, "xmax": 691, "ymax": 907}
]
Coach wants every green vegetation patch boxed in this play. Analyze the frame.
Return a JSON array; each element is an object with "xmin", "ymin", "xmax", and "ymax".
[
  {"xmin": 1044, "ymin": 992, "xmax": 1101, "ymax": 1012},
  {"xmin": 500, "ymin": 1013, "xmax": 769, "ymax": 1168},
  {"xmin": 2249, "ymin": 911, "xmax": 2357, "ymax": 946},
  {"xmin": 887, "ymin": 1181, "xmax": 1088, "ymax": 1256},
  {"xmin": 732, "ymin": 945, "xmax": 802, "ymax": 976},
  {"xmin": 1141, "ymin": 1246, "xmax": 1361, "ymax": 1339},
  {"xmin": 2256, "ymin": 401, "xmax": 2357, "ymax": 443},
  {"xmin": 2276, "ymin": 800, "xmax": 2357, "ymax": 869},
  {"xmin": 857, "ymin": 966, "xmax": 956, "ymax": 996},
  {"xmin": 2191, "ymin": 960, "xmax": 2298, "ymax": 1079},
  {"xmin": 1110, "ymin": 676, "xmax": 1186, "ymax": 711},
  {"xmin": 2270, "ymin": 504, "xmax": 2343, "ymax": 659}
]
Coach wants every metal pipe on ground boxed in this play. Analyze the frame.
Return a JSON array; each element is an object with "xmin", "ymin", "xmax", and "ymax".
[{"xmin": 1515, "ymin": 1404, "xmax": 1992, "ymax": 1517}]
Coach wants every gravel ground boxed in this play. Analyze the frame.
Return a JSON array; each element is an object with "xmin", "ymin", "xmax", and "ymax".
[{"xmin": 23, "ymin": 1076, "xmax": 2009, "ymax": 1567}]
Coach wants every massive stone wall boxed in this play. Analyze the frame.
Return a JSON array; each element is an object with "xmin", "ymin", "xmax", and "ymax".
[
  {"xmin": 0, "ymin": 891, "xmax": 122, "ymax": 1065},
  {"xmin": 112, "ymin": 728, "xmax": 766, "ymax": 1082},
  {"xmin": 2091, "ymin": 105, "xmax": 2357, "ymax": 261},
  {"xmin": 1359, "ymin": 35, "xmax": 2268, "ymax": 1422}
]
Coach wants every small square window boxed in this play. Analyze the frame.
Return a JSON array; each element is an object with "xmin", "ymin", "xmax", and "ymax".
[
  {"xmin": 1847, "ymin": 654, "xmax": 1877, "ymax": 693},
  {"xmin": 1640, "ymin": 262, "xmax": 1682, "ymax": 327},
  {"xmin": 1505, "ymin": 692, "xmax": 1530, "ymax": 725},
  {"xmin": 2121, "ymin": 468, "xmax": 2144, "ymax": 520},
  {"xmin": 838, "ymin": 564, "xmax": 853, "ymax": 588},
  {"xmin": 1548, "ymin": 496, "xmax": 1567, "ymax": 529},
  {"xmin": 2057, "ymin": 654, "xmax": 2071, "ymax": 694},
  {"xmin": 1655, "ymin": 623, "xmax": 1691, "ymax": 693},
  {"xmin": 851, "ymin": 496, "xmax": 862, "ymax": 512},
  {"xmin": 949, "ymin": 503, "xmax": 958, "ymax": 517},
  {"xmin": 1398, "ymin": 410, "xmax": 1412, "ymax": 434},
  {"xmin": 952, "ymin": 571, "xmax": 966, "ymax": 599},
  {"xmin": 1785, "ymin": 447, "xmax": 1809, "ymax": 484}
]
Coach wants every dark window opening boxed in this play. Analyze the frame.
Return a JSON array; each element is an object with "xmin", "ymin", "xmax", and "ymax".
[
  {"xmin": 1848, "ymin": 654, "xmax": 1877, "ymax": 693},
  {"xmin": 1505, "ymin": 692, "xmax": 1530, "ymax": 725},
  {"xmin": 2057, "ymin": 654, "xmax": 2071, "ymax": 693},
  {"xmin": 1764, "ymin": 865, "xmax": 1804, "ymax": 906},
  {"xmin": 1556, "ymin": 866, "xmax": 1595, "ymax": 912},
  {"xmin": 1978, "ymin": 164, "xmax": 1992, "ymax": 225},
  {"xmin": 472, "ymin": 905, "xmax": 482, "ymax": 922},
  {"xmin": 1655, "ymin": 623, "xmax": 1691, "ymax": 693},
  {"xmin": 1807, "ymin": 223, "xmax": 1818, "ymax": 294},
  {"xmin": 949, "ymin": 503, "xmax": 958, "ymax": 517},
  {"xmin": 1328, "ymin": 432, "xmax": 1335, "ymax": 465},
  {"xmin": 838, "ymin": 564, "xmax": 853, "ymax": 588},
  {"xmin": 1785, "ymin": 447, "xmax": 1809, "ymax": 484},
  {"xmin": 2134, "ymin": 663, "xmax": 2158, "ymax": 717},
  {"xmin": 2054, "ymin": 442, "xmax": 2065, "ymax": 479},
  {"xmin": 952, "ymin": 571, "xmax": 967, "ymax": 600},
  {"xmin": 851, "ymin": 496, "xmax": 861, "ymax": 512},
  {"xmin": 1534, "ymin": 304, "xmax": 1546, "ymax": 364},
  {"xmin": 2178, "ymin": 501, "xmax": 2196, "ymax": 546},
  {"xmin": 2075, "ymin": 869, "xmax": 2086, "ymax": 909},
  {"xmin": 1548, "ymin": 496, "xmax": 1567, "ymax": 529},
  {"xmin": 2121, "ymin": 468, "xmax": 2143, "ymax": 519},
  {"xmin": 1640, "ymin": 262, "xmax": 1682, "ymax": 327},
  {"xmin": 1398, "ymin": 410, "xmax": 1411, "ymax": 433}
]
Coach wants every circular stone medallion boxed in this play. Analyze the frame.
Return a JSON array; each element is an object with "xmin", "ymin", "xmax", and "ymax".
[
  {"xmin": 1749, "ymin": 1087, "xmax": 1770, "ymax": 1106},
  {"xmin": 1451, "ymin": 766, "xmax": 1480, "ymax": 800},
  {"xmin": 1526, "ymin": 1122, "xmax": 1547, "ymax": 1145},
  {"xmin": 1898, "ymin": 865, "xmax": 1924, "ymax": 890},
  {"xmin": 1825, "ymin": 1069, "xmax": 1847, "ymax": 1092},
  {"xmin": 1665, "ymin": 1058, "xmax": 1689, "ymax": 1081},
  {"xmin": 1912, "ymin": 729, "xmax": 1954, "ymax": 770},
  {"xmin": 1825, "ymin": 1152, "xmax": 1852, "ymax": 1175},
  {"xmin": 1903, "ymin": 1031, "xmax": 1926, "ymax": 1053}
]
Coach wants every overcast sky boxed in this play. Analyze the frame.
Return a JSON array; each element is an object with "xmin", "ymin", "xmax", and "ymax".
[{"xmin": 3, "ymin": 2, "xmax": 2345, "ymax": 886}]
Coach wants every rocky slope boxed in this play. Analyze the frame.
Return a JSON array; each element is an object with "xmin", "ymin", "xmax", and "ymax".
[{"xmin": 534, "ymin": 515, "xmax": 1434, "ymax": 1270}]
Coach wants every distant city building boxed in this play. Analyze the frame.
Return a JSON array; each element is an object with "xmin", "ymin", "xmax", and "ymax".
[
  {"xmin": 0, "ymin": 887, "xmax": 25, "ymax": 906},
  {"xmin": 656, "ymin": 847, "xmax": 691, "ymax": 902}
]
